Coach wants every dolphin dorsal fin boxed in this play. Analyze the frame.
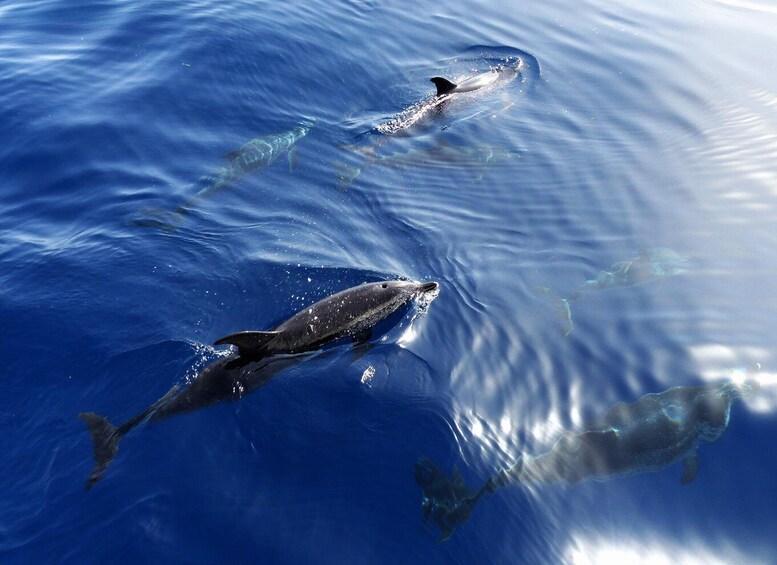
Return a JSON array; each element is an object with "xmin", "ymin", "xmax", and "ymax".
[
  {"xmin": 430, "ymin": 77, "xmax": 457, "ymax": 96},
  {"xmin": 214, "ymin": 330, "xmax": 280, "ymax": 357}
]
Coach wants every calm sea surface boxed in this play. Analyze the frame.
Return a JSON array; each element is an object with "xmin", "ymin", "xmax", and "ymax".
[{"xmin": 2, "ymin": 0, "xmax": 777, "ymax": 563}]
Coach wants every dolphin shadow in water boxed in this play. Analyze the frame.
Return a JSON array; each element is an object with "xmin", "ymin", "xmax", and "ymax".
[
  {"xmin": 415, "ymin": 379, "xmax": 758, "ymax": 541},
  {"xmin": 335, "ymin": 138, "xmax": 523, "ymax": 192},
  {"xmin": 79, "ymin": 279, "xmax": 439, "ymax": 489},
  {"xmin": 131, "ymin": 120, "xmax": 315, "ymax": 231}
]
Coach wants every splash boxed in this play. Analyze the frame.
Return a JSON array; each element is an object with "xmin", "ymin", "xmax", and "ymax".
[
  {"xmin": 360, "ymin": 365, "xmax": 376, "ymax": 385},
  {"xmin": 397, "ymin": 282, "xmax": 439, "ymax": 347}
]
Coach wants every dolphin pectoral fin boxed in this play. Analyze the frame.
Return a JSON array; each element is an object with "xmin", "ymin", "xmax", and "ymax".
[
  {"xmin": 681, "ymin": 449, "xmax": 700, "ymax": 485},
  {"xmin": 287, "ymin": 146, "xmax": 298, "ymax": 173},
  {"xmin": 431, "ymin": 77, "xmax": 457, "ymax": 96},
  {"xmin": 214, "ymin": 330, "xmax": 281, "ymax": 357}
]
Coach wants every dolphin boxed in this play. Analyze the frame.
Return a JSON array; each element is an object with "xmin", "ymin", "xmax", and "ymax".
[
  {"xmin": 415, "ymin": 379, "xmax": 756, "ymax": 541},
  {"xmin": 572, "ymin": 248, "xmax": 687, "ymax": 299},
  {"xmin": 133, "ymin": 120, "xmax": 315, "ymax": 230},
  {"xmin": 374, "ymin": 59, "xmax": 523, "ymax": 136},
  {"xmin": 79, "ymin": 279, "xmax": 439, "ymax": 489},
  {"xmin": 541, "ymin": 248, "xmax": 687, "ymax": 335}
]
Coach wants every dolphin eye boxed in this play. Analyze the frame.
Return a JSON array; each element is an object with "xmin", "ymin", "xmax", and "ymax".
[{"xmin": 381, "ymin": 283, "xmax": 388, "ymax": 289}]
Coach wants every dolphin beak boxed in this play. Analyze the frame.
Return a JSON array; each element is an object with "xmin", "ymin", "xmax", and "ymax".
[{"xmin": 418, "ymin": 281, "xmax": 440, "ymax": 293}]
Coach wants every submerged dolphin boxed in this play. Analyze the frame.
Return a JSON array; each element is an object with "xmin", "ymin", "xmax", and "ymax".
[
  {"xmin": 542, "ymin": 248, "xmax": 687, "ymax": 335},
  {"xmin": 416, "ymin": 380, "xmax": 756, "ymax": 541},
  {"xmin": 335, "ymin": 139, "xmax": 522, "ymax": 191},
  {"xmin": 79, "ymin": 279, "xmax": 439, "ymax": 489},
  {"xmin": 134, "ymin": 120, "xmax": 315, "ymax": 230}
]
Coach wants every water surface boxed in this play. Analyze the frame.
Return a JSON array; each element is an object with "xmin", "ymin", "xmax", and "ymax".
[{"xmin": 1, "ymin": 0, "xmax": 777, "ymax": 562}]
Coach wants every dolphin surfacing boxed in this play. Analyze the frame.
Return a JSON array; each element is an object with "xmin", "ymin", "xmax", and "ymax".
[
  {"xmin": 430, "ymin": 70, "xmax": 500, "ymax": 96},
  {"xmin": 79, "ymin": 279, "xmax": 439, "ymax": 489}
]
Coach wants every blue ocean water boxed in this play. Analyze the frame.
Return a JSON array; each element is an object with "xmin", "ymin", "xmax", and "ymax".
[{"xmin": 2, "ymin": 0, "xmax": 777, "ymax": 562}]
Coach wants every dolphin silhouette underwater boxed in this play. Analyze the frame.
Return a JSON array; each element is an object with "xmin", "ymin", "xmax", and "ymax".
[
  {"xmin": 79, "ymin": 279, "xmax": 439, "ymax": 489},
  {"xmin": 541, "ymin": 248, "xmax": 687, "ymax": 335},
  {"xmin": 335, "ymin": 139, "xmax": 523, "ymax": 191},
  {"xmin": 134, "ymin": 120, "xmax": 315, "ymax": 230},
  {"xmin": 415, "ymin": 379, "xmax": 757, "ymax": 541}
]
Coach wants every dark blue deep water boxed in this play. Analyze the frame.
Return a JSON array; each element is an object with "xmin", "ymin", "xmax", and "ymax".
[{"xmin": 3, "ymin": 0, "xmax": 777, "ymax": 563}]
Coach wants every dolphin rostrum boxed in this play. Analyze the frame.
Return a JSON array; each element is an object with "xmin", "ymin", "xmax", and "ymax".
[
  {"xmin": 79, "ymin": 279, "xmax": 439, "ymax": 489},
  {"xmin": 415, "ymin": 379, "xmax": 756, "ymax": 541}
]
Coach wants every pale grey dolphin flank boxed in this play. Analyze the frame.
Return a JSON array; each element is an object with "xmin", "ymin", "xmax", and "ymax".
[
  {"xmin": 133, "ymin": 120, "xmax": 315, "ymax": 230},
  {"xmin": 79, "ymin": 280, "xmax": 439, "ymax": 489},
  {"xmin": 415, "ymin": 380, "xmax": 756, "ymax": 541}
]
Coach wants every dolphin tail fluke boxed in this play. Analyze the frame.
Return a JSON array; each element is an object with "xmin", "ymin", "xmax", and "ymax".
[
  {"xmin": 78, "ymin": 412, "xmax": 122, "ymax": 490},
  {"xmin": 415, "ymin": 457, "xmax": 485, "ymax": 542},
  {"xmin": 430, "ymin": 77, "xmax": 457, "ymax": 96}
]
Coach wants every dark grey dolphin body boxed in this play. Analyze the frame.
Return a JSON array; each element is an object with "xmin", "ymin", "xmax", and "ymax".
[
  {"xmin": 416, "ymin": 380, "xmax": 755, "ymax": 541},
  {"xmin": 134, "ymin": 120, "xmax": 314, "ymax": 230},
  {"xmin": 79, "ymin": 280, "xmax": 439, "ymax": 489}
]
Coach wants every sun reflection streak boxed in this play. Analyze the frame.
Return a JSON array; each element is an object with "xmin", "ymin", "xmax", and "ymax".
[
  {"xmin": 565, "ymin": 533, "xmax": 767, "ymax": 565},
  {"xmin": 689, "ymin": 343, "xmax": 777, "ymax": 414}
]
